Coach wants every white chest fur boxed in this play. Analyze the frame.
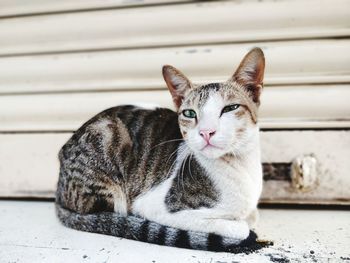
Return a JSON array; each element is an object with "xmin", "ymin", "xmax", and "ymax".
[
  {"xmin": 130, "ymin": 141, "xmax": 262, "ymax": 239},
  {"xmin": 131, "ymin": 145, "xmax": 186, "ymax": 220},
  {"xmin": 131, "ymin": 139, "xmax": 262, "ymax": 222},
  {"xmin": 196, "ymin": 146, "xmax": 263, "ymax": 220}
]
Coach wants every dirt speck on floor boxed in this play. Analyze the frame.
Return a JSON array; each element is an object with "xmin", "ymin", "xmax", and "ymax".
[{"xmin": 265, "ymin": 253, "xmax": 291, "ymax": 263}]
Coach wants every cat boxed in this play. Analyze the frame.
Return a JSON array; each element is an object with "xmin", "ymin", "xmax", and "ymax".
[{"xmin": 56, "ymin": 47, "xmax": 267, "ymax": 253}]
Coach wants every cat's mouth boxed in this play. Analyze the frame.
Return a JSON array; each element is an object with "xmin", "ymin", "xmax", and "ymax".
[{"xmin": 201, "ymin": 143, "xmax": 224, "ymax": 151}]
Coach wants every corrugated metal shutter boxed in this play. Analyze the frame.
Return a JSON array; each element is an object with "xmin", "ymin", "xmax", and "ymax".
[{"xmin": 0, "ymin": 0, "xmax": 349, "ymax": 203}]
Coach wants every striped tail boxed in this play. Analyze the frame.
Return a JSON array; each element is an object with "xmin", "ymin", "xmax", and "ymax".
[{"xmin": 56, "ymin": 204, "xmax": 269, "ymax": 253}]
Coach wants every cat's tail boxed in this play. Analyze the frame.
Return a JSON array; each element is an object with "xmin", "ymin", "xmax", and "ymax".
[{"xmin": 56, "ymin": 204, "xmax": 269, "ymax": 253}]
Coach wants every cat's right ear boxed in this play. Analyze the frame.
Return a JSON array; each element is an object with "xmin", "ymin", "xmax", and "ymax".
[
  {"xmin": 162, "ymin": 65, "xmax": 192, "ymax": 109},
  {"xmin": 231, "ymin": 48, "xmax": 265, "ymax": 104}
]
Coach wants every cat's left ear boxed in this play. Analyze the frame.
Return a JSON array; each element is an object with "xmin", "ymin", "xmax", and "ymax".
[
  {"xmin": 231, "ymin": 47, "xmax": 265, "ymax": 104},
  {"xmin": 163, "ymin": 65, "xmax": 192, "ymax": 109}
]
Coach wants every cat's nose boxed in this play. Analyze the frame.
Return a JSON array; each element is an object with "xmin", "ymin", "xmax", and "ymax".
[{"xmin": 199, "ymin": 129, "xmax": 216, "ymax": 142}]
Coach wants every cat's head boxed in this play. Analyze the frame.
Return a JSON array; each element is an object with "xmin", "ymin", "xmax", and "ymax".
[{"xmin": 162, "ymin": 48, "xmax": 265, "ymax": 159}]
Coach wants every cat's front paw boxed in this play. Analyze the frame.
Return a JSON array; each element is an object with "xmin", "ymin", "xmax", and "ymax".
[{"xmin": 210, "ymin": 219, "xmax": 249, "ymax": 240}]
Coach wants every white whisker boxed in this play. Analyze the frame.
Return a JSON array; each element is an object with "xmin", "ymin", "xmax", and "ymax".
[
  {"xmin": 180, "ymin": 153, "xmax": 190, "ymax": 192},
  {"xmin": 150, "ymin": 138, "xmax": 184, "ymax": 151},
  {"xmin": 188, "ymin": 153, "xmax": 195, "ymax": 181}
]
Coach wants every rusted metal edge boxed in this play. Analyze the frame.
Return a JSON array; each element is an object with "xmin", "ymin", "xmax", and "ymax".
[{"xmin": 262, "ymin": 162, "xmax": 291, "ymax": 181}]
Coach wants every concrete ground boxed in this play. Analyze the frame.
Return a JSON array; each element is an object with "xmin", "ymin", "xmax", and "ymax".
[{"xmin": 0, "ymin": 201, "xmax": 349, "ymax": 263}]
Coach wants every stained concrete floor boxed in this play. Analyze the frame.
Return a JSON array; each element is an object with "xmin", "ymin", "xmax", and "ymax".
[{"xmin": 0, "ymin": 201, "xmax": 349, "ymax": 263}]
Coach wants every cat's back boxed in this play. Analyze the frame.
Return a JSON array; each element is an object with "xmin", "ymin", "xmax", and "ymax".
[
  {"xmin": 104, "ymin": 105, "xmax": 180, "ymax": 143},
  {"xmin": 59, "ymin": 105, "xmax": 182, "ymax": 167},
  {"xmin": 73, "ymin": 104, "xmax": 178, "ymax": 136}
]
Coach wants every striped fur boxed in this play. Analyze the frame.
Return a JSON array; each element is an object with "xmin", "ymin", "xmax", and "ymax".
[{"xmin": 56, "ymin": 48, "xmax": 269, "ymax": 253}]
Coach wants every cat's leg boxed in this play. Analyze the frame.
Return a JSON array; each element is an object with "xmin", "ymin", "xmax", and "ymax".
[
  {"xmin": 172, "ymin": 209, "xmax": 250, "ymax": 240},
  {"xmin": 57, "ymin": 117, "xmax": 132, "ymax": 215},
  {"xmin": 141, "ymin": 208, "xmax": 250, "ymax": 240},
  {"xmin": 132, "ymin": 175, "xmax": 249, "ymax": 240},
  {"xmin": 56, "ymin": 175, "xmax": 115, "ymax": 214},
  {"xmin": 113, "ymin": 185, "xmax": 128, "ymax": 216}
]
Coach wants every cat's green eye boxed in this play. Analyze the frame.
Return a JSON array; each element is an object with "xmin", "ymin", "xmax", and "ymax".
[
  {"xmin": 182, "ymin": 109, "xmax": 197, "ymax": 118},
  {"xmin": 221, "ymin": 104, "xmax": 240, "ymax": 115}
]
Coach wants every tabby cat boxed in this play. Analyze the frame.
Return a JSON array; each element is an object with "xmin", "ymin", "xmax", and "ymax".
[{"xmin": 56, "ymin": 48, "xmax": 266, "ymax": 253}]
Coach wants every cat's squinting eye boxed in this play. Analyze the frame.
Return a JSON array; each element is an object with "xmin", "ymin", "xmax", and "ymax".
[
  {"xmin": 221, "ymin": 104, "xmax": 240, "ymax": 115},
  {"xmin": 182, "ymin": 109, "xmax": 197, "ymax": 118}
]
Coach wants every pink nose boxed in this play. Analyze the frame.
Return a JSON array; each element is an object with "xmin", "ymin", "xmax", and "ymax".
[{"xmin": 199, "ymin": 129, "xmax": 216, "ymax": 142}]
